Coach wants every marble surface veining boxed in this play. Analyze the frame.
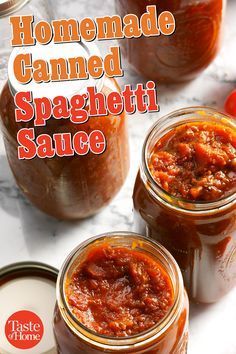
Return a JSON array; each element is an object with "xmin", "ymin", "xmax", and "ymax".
[{"xmin": 0, "ymin": 1, "xmax": 236, "ymax": 354}]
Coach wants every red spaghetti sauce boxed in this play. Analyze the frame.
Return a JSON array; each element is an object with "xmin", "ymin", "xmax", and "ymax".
[
  {"xmin": 149, "ymin": 122, "xmax": 236, "ymax": 201},
  {"xmin": 65, "ymin": 244, "xmax": 174, "ymax": 337}
]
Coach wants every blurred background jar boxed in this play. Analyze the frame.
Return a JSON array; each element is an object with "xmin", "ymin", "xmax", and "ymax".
[
  {"xmin": 0, "ymin": 0, "xmax": 54, "ymax": 91},
  {"xmin": 115, "ymin": 0, "xmax": 226, "ymax": 83}
]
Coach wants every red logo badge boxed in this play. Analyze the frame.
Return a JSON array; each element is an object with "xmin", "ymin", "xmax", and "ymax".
[{"xmin": 5, "ymin": 310, "xmax": 44, "ymax": 349}]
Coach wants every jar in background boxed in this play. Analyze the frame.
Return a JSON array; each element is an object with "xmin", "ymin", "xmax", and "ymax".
[
  {"xmin": 54, "ymin": 232, "xmax": 189, "ymax": 354},
  {"xmin": 115, "ymin": 0, "xmax": 226, "ymax": 83},
  {"xmin": 133, "ymin": 107, "xmax": 236, "ymax": 303},
  {"xmin": 0, "ymin": 42, "xmax": 129, "ymax": 220}
]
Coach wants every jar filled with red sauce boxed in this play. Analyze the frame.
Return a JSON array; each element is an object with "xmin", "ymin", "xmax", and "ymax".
[
  {"xmin": 0, "ymin": 43, "xmax": 129, "ymax": 220},
  {"xmin": 115, "ymin": 0, "xmax": 226, "ymax": 83},
  {"xmin": 133, "ymin": 107, "xmax": 236, "ymax": 303},
  {"xmin": 54, "ymin": 232, "xmax": 189, "ymax": 354}
]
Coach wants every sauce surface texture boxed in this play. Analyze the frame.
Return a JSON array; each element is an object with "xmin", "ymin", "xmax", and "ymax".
[
  {"xmin": 66, "ymin": 244, "xmax": 174, "ymax": 337},
  {"xmin": 149, "ymin": 122, "xmax": 236, "ymax": 201}
]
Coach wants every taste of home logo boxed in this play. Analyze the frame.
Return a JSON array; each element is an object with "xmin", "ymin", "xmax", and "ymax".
[{"xmin": 5, "ymin": 310, "xmax": 44, "ymax": 350}]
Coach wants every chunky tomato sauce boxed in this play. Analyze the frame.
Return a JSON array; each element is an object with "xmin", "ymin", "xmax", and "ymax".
[
  {"xmin": 65, "ymin": 244, "xmax": 174, "ymax": 337},
  {"xmin": 149, "ymin": 122, "xmax": 236, "ymax": 201}
]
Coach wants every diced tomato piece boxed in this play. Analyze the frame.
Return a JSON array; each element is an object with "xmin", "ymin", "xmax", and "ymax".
[
  {"xmin": 224, "ymin": 90, "xmax": 236, "ymax": 118},
  {"xmin": 195, "ymin": 143, "xmax": 228, "ymax": 168}
]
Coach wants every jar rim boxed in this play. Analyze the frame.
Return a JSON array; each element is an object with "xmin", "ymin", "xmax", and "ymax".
[
  {"xmin": 0, "ymin": 0, "xmax": 29, "ymax": 17},
  {"xmin": 141, "ymin": 106, "xmax": 236, "ymax": 215},
  {"xmin": 56, "ymin": 232, "xmax": 184, "ymax": 351}
]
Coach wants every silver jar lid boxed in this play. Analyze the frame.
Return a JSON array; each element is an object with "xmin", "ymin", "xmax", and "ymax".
[
  {"xmin": 0, "ymin": 261, "xmax": 58, "ymax": 354},
  {"xmin": 8, "ymin": 41, "xmax": 105, "ymax": 99},
  {"xmin": 0, "ymin": 0, "xmax": 30, "ymax": 17}
]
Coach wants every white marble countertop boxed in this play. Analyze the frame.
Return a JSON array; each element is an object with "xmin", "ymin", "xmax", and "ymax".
[{"xmin": 0, "ymin": 0, "xmax": 236, "ymax": 353}]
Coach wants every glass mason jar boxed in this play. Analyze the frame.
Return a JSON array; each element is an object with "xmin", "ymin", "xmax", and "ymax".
[
  {"xmin": 0, "ymin": 0, "xmax": 54, "ymax": 90},
  {"xmin": 115, "ymin": 0, "xmax": 226, "ymax": 83},
  {"xmin": 54, "ymin": 232, "xmax": 189, "ymax": 354},
  {"xmin": 0, "ymin": 42, "xmax": 130, "ymax": 220},
  {"xmin": 133, "ymin": 107, "xmax": 236, "ymax": 303}
]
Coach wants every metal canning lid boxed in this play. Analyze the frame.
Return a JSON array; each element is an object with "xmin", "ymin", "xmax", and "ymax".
[
  {"xmin": 0, "ymin": 261, "xmax": 58, "ymax": 281},
  {"xmin": 0, "ymin": 261, "xmax": 58, "ymax": 354},
  {"xmin": 0, "ymin": 0, "xmax": 30, "ymax": 17},
  {"xmin": 8, "ymin": 41, "xmax": 105, "ymax": 99}
]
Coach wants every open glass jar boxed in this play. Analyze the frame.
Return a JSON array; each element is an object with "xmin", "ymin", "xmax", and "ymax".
[
  {"xmin": 115, "ymin": 0, "xmax": 226, "ymax": 83},
  {"xmin": 133, "ymin": 107, "xmax": 236, "ymax": 303},
  {"xmin": 54, "ymin": 232, "xmax": 189, "ymax": 354},
  {"xmin": 0, "ymin": 42, "xmax": 129, "ymax": 220}
]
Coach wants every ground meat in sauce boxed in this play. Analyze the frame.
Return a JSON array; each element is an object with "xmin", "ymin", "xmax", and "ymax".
[
  {"xmin": 149, "ymin": 122, "xmax": 236, "ymax": 201},
  {"xmin": 66, "ymin": 245, "xmax": 174, "ymax": 337}
]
